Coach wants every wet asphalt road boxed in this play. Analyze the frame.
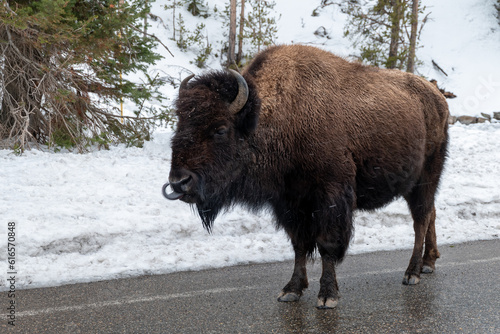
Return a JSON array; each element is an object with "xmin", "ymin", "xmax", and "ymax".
[{"xmin": 2, "ymin": 239, "xmax": 499, "ymax": 333}]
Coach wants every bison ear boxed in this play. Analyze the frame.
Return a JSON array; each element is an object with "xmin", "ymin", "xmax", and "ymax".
[
  {"xmin": 237, "ymin": 108, "xmax": 259, "ymax": 136},
  {"xmin": 234, "ymin": 85, "xmax": 260, "ymax": 137}
]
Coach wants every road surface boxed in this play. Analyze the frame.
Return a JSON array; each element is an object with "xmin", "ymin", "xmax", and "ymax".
[{"xmin": 2, "ymin": 239, "xmax": 499, "ymax": 333}]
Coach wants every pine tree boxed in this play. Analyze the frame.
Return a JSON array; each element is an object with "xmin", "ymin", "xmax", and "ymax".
[
  {"xmin": 165, "ymin": 0, "xmax": 212, "ymax": 68},
  {"xmin": 0, "ymin": 0, "xmax": 170, "ymax": 152},
  {"xmin": 245, "ymin": 0, "xmax": 279, "ymax": 54},
  {"xmin": 496, "ymin": 0, "xmax": 500, "ymax": 25},
  {"xmin": 343, "ymin": 0, "xmax": 425, "ymax": 71}
]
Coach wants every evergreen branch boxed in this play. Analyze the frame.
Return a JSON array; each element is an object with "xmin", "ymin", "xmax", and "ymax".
[
  {"xmin": 359, "ymin": 14, "xmax": 392, "ymax": 29},
  {"xmin": 127, "ymin": 23, "xmax": 174, "ymax": 57},
  {"xmin": 91, "ymin": 107, "xmax": 160, "ymax": 121},
  {"xmin": 1, "ymin": 1, "xmax": 171, "ymax": 152},
  {"xmin": 2, "ymin": 1, "xmax": 17, "ymax": 16}
]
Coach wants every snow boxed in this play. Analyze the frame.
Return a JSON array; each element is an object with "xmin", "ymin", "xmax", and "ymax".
[
  {"xmin": 1, "ymin": 0, "xmax": 500, "ymax": 290},
  {"xmin": 418, "ymin": 0, "xmax": 500, "ymax": 116},
  {"xmin": 148, "ymin": 0, "xmax": 500, "ymax": 118},
  {"xmin": 1, "ymin": 124, "xmax": 499, "ymax": 290}
]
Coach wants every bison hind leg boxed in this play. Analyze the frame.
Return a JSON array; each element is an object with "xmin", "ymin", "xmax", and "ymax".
[
  {"xmin": 403, "ymin": 139, "xmax": 447, "ymax": 285},
  {"xmin": 421, "ymin": 212, "xmax": 440, "ymax": 274},
  {"xmin": 403, "ymin": 194, "xmax": 440, "ymax": 285}
]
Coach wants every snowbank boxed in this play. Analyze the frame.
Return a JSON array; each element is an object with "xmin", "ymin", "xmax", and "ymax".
[
  {"xmin": 0, "ymin": 0, "xmax": 499, "ymax": 290},
  {"xmin": 1, "ymin": 124, "xmax": 499, "ymax": 290}
]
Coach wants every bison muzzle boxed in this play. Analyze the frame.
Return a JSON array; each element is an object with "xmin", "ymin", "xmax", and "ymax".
[{"xmin": 163, "ymin": 45, "xmax": 449, "ymax": 309}]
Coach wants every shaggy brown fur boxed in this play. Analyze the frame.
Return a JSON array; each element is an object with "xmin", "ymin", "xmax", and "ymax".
[{"xmin": 166, "ymin": 45, "xmax": 449, "ymax": 309}]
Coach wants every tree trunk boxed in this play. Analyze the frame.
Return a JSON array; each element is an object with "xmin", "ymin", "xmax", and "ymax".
[
  {"xmin": 236, "ymin": 0, "xmax": 245, "ymax": 65},
  {"xmin": 406, "ymin": 0, "xmax": 418, "ymax": 73},
  {"xmin": 0, "ymin": 27, "xmax": 43, "ymax": 142},
  {"xmin": 228, "ymin": 0, "xmax": 237, "ymax": 67},
  {"xmin": 387, "ymin": 0, "xmax": 402, "ymax": 69},
  {"xmin": 257, "ymin": 0, "xmax": 262, "ymax": 52},
  {"xmin": 173, "ymin": 0, "xmax": 176, "ymax": 40},
  {"xmin": 143, "ymin": 0, "xmax": 148, "ymax": 39}
]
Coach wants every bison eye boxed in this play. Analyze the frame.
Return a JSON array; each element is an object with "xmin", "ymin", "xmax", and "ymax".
[{"xmin": 214, "ymin": 126, "xmax": 228, "ymax": 137}]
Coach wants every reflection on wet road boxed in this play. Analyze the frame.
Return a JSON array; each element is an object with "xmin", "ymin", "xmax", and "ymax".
[{"xmin": 2, "ymin": 240, "xmax": 499, "ymax": 333}]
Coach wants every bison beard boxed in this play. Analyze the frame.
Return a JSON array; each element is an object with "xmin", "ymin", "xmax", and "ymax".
[
  {"xmin": 195, "ymin": 171, "xmax": 237, "ymax": 232},
  {"xmin": 164, "ymin": 45, "xmax": 449, "ymax": 309}
]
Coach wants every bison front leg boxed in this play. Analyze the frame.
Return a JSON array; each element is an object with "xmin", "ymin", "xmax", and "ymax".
[
  {"xmin": 278, "ymin": 243, "xmax": 310, "ymax": 302},
  {"xmin": 316, "ymin": 185, "xmax": 355, "ymax": 309},
  {"xmin": 316, "ymin": 245, "xmax": 340, "ymax": 309}
]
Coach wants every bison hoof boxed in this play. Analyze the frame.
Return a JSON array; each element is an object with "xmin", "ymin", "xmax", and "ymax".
[
  {"xmin": 316, "ymin": 298, "xmax": 338, "ymax": 309},
  {"xmin": 277, "ymin": 292, "xmax": 301, "ymax": 302},
  {"xmin": 421, "ymin": 265, "xmax": 434, "ymax": 274},
  {"xmin": 402, "ymin": 275, "xmax": 421, "ymax": 285}
]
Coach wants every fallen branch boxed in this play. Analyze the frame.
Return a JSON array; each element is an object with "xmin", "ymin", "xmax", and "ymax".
[{"xmin": 431, "ymin": 60, "xmax": 448, "ymax": 76}]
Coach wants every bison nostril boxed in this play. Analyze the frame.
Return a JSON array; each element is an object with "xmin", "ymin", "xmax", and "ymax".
[{"xmin": 170, "ymin": 175, "xmax": 193, "ymax": 193}]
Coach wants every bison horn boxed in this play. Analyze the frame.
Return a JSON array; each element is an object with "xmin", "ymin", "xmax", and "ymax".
[
  {"xmin": 162, "ymin": 182, "xmax": 184, "ymax": 201},
  {"xmin": 179, "ymin": 74, "xmax": 195, "ymax": 92},
  {"xmin": 228, "ymin": 69, "xmax": 249, "ymax": 114}
]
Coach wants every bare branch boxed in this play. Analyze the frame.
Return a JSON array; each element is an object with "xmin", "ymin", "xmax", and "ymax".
[
  {"xmin": 127, "ymin": 23, "xmax": 174, "ymax": 57},
  {"xmin": 417, "ymin": 12, "xmax": 431, "ymax": 40},
  {"xmin": 4, "ymin": 27, "xmax": 37, "ymax": 65},
  {"xmin": 2, "ymin": 1, "xmax": 17, "ymax": 16}
]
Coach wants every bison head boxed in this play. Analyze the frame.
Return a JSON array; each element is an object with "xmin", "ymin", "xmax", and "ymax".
[{"xmin": 164, "ymin": 70, "xmax": 260, "ymax": 230}]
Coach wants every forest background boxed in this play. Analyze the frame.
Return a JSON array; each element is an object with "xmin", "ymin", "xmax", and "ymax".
[{"xmin": 1, "ymin": 0, "xmax": 500, "ymax": 152}]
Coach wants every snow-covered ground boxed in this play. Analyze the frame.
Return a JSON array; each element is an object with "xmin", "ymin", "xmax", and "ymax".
[
  {"xmin": 1, "ymin": 0, "xmax": 500, "ymax": 290},
  {"xmin": 148, "ymin": 0, "xmax": 500, "ymax": 118},
  {"xmin": 0, "ymin": 124, "xmax": 499, "ymax": 290}
]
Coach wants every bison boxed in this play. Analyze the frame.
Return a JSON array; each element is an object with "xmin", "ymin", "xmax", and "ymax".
[{"xmin": 163, "ymin": 45, "xmax": 449, "ymax": 309}]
